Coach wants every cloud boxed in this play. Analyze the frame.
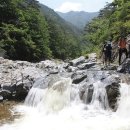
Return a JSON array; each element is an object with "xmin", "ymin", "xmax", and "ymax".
[{"xmin": 55, "ymin": 2, "xmax": 82, "ymax": 13}]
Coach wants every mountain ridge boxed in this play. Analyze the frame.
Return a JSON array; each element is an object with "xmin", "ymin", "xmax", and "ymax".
[{"xmin": 57, "ymin": 11, "xmax": 99, "ymax": 30}]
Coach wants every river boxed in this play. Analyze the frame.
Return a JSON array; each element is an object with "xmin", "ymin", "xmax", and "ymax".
[{"xmin": 0, "ymin": 77, "xmax": 130, "ymax": 130}]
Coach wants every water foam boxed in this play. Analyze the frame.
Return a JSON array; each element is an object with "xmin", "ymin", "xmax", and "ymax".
[{"xmin": 1, "ymin": 79, "xmax": 130, "ymax": 130}]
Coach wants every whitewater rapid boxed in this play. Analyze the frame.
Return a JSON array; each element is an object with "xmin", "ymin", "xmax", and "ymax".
[{"xmin": 1, "ymin": 77, "xmax": 130, "ymax": 130}]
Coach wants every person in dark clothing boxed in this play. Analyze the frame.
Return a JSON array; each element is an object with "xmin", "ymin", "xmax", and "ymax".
[
  {"xmin": 105, "ymin": 42, "xmax": 112, "ymax": 66},
  {"xmin": 102, "ymin": 41, "xmax": 112, "ymax": 66},
  {"xmin": 118, "ymin": 37, "xmax": 128, "ymax": 65},
  {"xmin": 127, "ymin": 36, "xmax": 130, "ymax": 58}
]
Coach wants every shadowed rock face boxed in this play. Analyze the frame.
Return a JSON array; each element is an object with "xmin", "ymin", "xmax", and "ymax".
[
  {"xmin": 117, "ymin": 58, "xmax": 130, "ymax": 73},
  {"xmin": 78, "ymin": 73, "xmax": 120, "ymax": 110},
  {"xmin": 0, "ymin": 58, "xmax": 63, "ymax": 101},
  {"xmin": 0, "ymin": 55, "xmax": 122, "ymax": 110}
]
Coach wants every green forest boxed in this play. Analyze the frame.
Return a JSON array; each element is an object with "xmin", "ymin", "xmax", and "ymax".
[
  {"xmin": 0, "ymin": 0, "xmax": 81, "ymax": 61},
  {"xmin": 0, "ymin": 0, "xmax": 130, "ymax": 61},
  {"xmin": 83, "ymin": 0, "xmax": 130, "ymax": 54}
]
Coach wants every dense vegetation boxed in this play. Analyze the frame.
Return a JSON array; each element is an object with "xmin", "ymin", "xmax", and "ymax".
[
  {"xmin": 0, "ymin": 0, "xmax": 81, "ymax": 61},
  {"xmin": 83, "ymin": 0, "xmax": 130, "ymax": 55},
  {"xmin": 40, "ymin": 4, "xmax": 82, "ymax": 60}
]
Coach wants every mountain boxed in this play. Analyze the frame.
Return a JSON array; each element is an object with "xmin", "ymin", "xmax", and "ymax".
[
  {"xmin": 0, "ymin": 0, "xmax": 82, "ymax": 62},
  {"xmin": 57, "ymin": 11, "xmax": 98, "ymax": 30},
  {"xmin": 39, "ymin": 4, "xmax": 82, "ymax": 59},
  {"xmin": 40, "ymin": 4, "xmax": 82, "ymax": 35}
]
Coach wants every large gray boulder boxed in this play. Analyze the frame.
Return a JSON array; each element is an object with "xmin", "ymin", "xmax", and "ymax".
[
  {"xmin": 77, "ymin": 62, "xmax": 96, "ymax": 70},
  {"xmin": 71, "ymin": 70, "xmax": 87, "ymax": 84},
  {"xmin": 0, "ymin": 58, "xmax": 47, "ymax": 100},
  {"xmin": 0, "ymin": 58, "xmax": 68, "ymax": 101},
  {"xmin": 69, "ymin": 56, "xmax": 85, "ymax": 66}
]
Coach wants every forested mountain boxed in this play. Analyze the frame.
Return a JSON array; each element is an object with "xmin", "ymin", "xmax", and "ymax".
[
  {"xmin": 40, "ymin": 4, "xmax": 82, "ymax": 35},
  {"xmin": 57, "ymin": 11, "xmax": 98, "ymax": 30},
  {"xmin": 40, "ymin": 4, "xmax": 82, "ymax": 59},
  {"xmin": 0, "ymin": 0, "xmax": 82, "ymax": 62},
  {"xmin": 83, "ymin": 0, "xmax": 130, "ymax": 54}
]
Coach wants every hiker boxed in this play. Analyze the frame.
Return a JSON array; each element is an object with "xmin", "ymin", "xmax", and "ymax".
[
  {"xmin": 102, "ymin": 41, "xmax": 112, "ymax": 66},
  {"xmin": 118, "ymin": 37, "xmax": 128, "ymax": 65}
]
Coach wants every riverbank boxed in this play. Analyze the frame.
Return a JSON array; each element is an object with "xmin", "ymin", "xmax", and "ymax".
[{"xmin": 0, "ymin": 101, "xmax": 21, "ymax": 125}]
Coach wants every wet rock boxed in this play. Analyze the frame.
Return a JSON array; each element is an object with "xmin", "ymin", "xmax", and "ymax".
[
  {"xmin": 78, "ymin": 62, "xmax": 96, "ymax": 70},
  {"xmin": 0, "ymin": 96, "xmax": 3, "ymax": 101},
  {"xmin": 104, "ymin": 75, "xmax": 120, "ymax": 110},
  {"xmin": 0, "ymin": 59, "xmax": 48, "ymax": 101},
  {"xmin": 106, "ymin": 83, "xmax": 120, "ymax": 110},
  {"xmin": 0, "ymin": 90, "xmax": 12, "ymax": 100},
  {"xmin": 49, "ymin": 69, "xmax": 59, "ymax": 74},
  {"xmin": 62, "ymin": 63, "xmax": 69, "ymax": 69},
  {"xmin": 117, "ymin": 58, "xmax": 130, "ymax": 73},
  {"xmin": 69, "ymin": 56, "xmax": 85, "ymax": 66},
  {"xmin": 102, "ymin": 74, "xmax": 120, "ymax": 85},
  {"xmin": 67, "ymin": 66, "xmax": 77, "ymax": 72},
  {"xmin": 39, "ymin": 60, "xmax": 57, "ymax": 69},
  {"xmin": 79, "ymin": 83, "xmax": 93, "ymax": 104},
  {"xmin": 71, "ymin": 71, "xmax": 87, "ymax": 84},
  {"xmin": 79, "ymin": 73, "xmax": 120, "ymax": 110}
]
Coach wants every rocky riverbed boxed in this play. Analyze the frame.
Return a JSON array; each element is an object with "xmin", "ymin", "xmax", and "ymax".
[
  {"xmin": 0, "ymin": 101, "xmax": 21, "ymax": 125},
  {"xmin": 0, "ymin": 54, "xmax": 130, "ymax": 119}
]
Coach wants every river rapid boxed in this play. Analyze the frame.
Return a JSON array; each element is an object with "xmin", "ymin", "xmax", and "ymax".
[{"xmin": 0, "ymin": 77, "xmax": 130, "ymax": 130}]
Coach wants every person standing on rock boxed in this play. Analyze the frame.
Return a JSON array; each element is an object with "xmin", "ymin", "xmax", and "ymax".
[
  {"xmin": 102, "ymin": 41, "xmax": 112, "ymax": 66},
  {"xmin": 118, "ymin": 36, "xmax": 128, "ymax": 65}
]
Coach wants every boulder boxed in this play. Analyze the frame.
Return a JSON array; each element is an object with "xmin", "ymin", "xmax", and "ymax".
[
  {"xmin": 103, "ymin": 75, "xmax": 120, "ymax": 110},
  {"xmin": 71, "ymin": 70, "xmax": 87, "ymax": 84},
  {"xmin": 69, "ymin": 56, "xmax": 85, "ymax": 66},
  {"xmin": 78, "ymin": 62, "xmax": 96, "ymax": 70},
  {"xmin": 79, "ymin": 74, "xmax": 120, "ymax": 110},
  {"xmin": 0, "ymin": 59, "xmax": 47, "ymax": 101},
  {"xmin": 117, "ymin": 58, "xmax": 130, "ymax": 73},
  {"xmin": 67, "ymin": 66, "xmax": 77, "ymax": 72}
]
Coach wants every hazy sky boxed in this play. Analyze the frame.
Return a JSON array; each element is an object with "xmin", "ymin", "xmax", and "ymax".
[{"xmin": 37, "ymin": 0, "xmax": 113, "ymax": 12}]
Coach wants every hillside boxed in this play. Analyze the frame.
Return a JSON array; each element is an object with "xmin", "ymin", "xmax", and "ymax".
[
  {"xmin": 39, "ymin": 4, "xmax": 82, "ymax": 59},
  {"xmin": 57, "ymin": 11, "xmax": 98, "ymax": 30},
  {"xmin": 0, "ymin": 0, "xmax": 82, "ymax": 61},
  {"xmin": 83, "ymin": 0, "xmax": 130, "ymax": 55},
  {"xmin": 40, "ymin": 4, "xmax": 82, "ymax": 35}
]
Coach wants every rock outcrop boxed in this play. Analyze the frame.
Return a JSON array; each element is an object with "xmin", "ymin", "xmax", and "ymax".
[
  {"xmin": 0, "ymin": 58, "xmax": 65, "ymax": 100},
  {"xmin": 117, "ymin": 58, "xmax": 130, "ymax": 73}
]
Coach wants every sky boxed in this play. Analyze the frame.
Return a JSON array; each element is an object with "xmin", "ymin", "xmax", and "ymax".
[{"xmin": 37, "ymin": 0, "xmax": 113, "ymax": 13}]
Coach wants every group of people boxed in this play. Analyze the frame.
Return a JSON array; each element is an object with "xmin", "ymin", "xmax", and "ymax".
[{"xmin": 102, "ymin": 36, "xmax": 130, "ymax": 66}]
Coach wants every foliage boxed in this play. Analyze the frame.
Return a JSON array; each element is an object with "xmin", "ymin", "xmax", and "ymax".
[
  {"xmin": 0, "ymin": 0, "xmax": 82, "ymax": 61},
  {"xmin": 40, "ymin": 4, "xmax": 82, "ymax": 60},
  {"xmin": 83, "ymin": 0, "xmax": 130, "ymax": 55}
]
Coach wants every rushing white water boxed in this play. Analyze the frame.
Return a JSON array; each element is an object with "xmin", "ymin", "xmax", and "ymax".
[
  {"xmin": 1, "ymin": 78, "xmax": 130, "ymax": 130},
  {"xmin": 90, "ymin": 81, "xmax": 110, "ymax": 110}
]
